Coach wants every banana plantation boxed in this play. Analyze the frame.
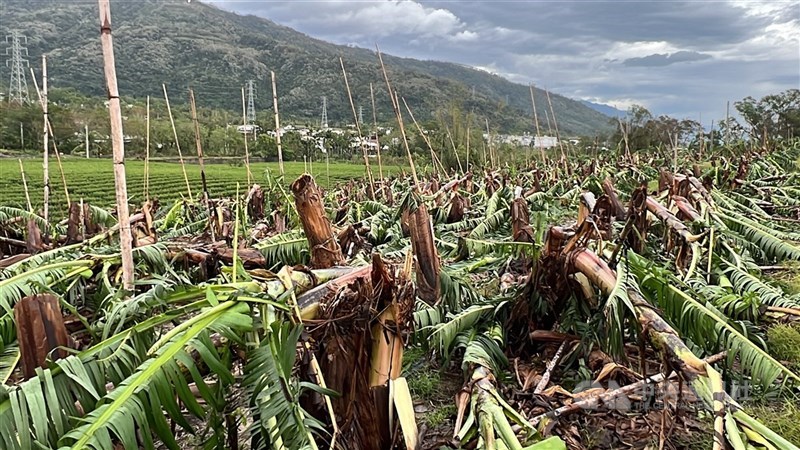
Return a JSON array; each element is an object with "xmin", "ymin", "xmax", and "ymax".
[{"xmin": 1, "ymin": 135, "xmax": 800, "ymax": 450}]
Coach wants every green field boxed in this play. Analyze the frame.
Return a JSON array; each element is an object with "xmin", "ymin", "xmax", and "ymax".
[{"xmin": 0, "ymin": 157, "xmax": 403, "ymax": 214}]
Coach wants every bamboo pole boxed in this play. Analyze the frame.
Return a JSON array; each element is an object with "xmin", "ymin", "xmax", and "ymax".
[
  {"xmin": 444, "ymin": 124, "xmax": 464, "ymax": 174},
  {"xmin": 545, "ymin": 89, "xmax": 566, "ymax": 168},
  {"xmin": 144, "ymin": 95, "xmax": 150, "ymax": 201},
  {"xmin": 401, "ymin": 96, "xmax": 446, "ymax": 176},
  {"xmin": 98, "ymin": 0, "xmax": 134, "ymax": 291},
  {"xmin": 339, "ymin": 57, "xmax": 375, "ymax": 194},
  {"xmin": 240, "ymin": 87, "xmax": 253, "ymax": 186},
  {"xmin": 162, "ymin": 83, "xmax": 193, "ymax": 199},
  {"xmin": 369, "ymin": 82, "xmax": 385, "ymax": 182},
  {"xmin": 376, "ymin": 45, "xmax": 419, "ymax": 187},
  {"xmin": 484, "ymin": 118, "xmax": 495, "ymax": 168},
  {"xmin": 40, "ymin": 56, "xmax": 49, "ymax": 229},
  {"xmin": 18, "ymin": 159, "xmax": 32, "ymax": 213},
  {"xmin": 529, "ymin": 84, "xmax": 545, "ymax": 163},
  {"xmin": 189, "ymin": 88, "xmax": 209, "ymax": 201},
  {"xmin": 30, "ymin": 66, "xmax": 70, "ymax": 209},
  {"xmin": 271, "ymin": 71, "xmax": 285, "ymax": 176}
]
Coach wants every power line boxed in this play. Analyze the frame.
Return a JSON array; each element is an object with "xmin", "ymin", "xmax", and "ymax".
[{"xmin": 5, "ymin": 31, "xmax": 30, "ymax": 105}]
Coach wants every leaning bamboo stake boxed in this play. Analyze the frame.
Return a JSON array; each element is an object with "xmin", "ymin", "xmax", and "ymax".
[
  {"xmin": 30, "ymin": 67, "xmax": 70, "ymax": 209},
  {"xmin": 369, "ymin": 82, "xmax": 385, "ymax": 182},
  {"xmin": 444, "ymin": 124, "xmax": 463, "ymax": 174},
  {"xmin": 339, "ymin": 57, "xmax": 375, "ymax": 195},
  {"xmin": 401, "ymin": 96, "xmax": 446, "ymax": 176},
  {"xmin": 189, "ymin": 88, "xmax": 209, "ymax": 201},
  {"xmin": 545, "ymin": 89, "xmax": 567, "ymax": 168},
  {"xmin": 529, "ymin": 84, "xmax": 546, "ymax": 163},
  {"xmin": 376, "ymin": 45, "xmax": 419, "ymax": 187},
  {"xmin": 144, "ymin": 95, "xmax": 150, "ymax": 201},
  {"xmin": 40, "ymin": 56, "xmax": 50, "ymax": 230},
  {"xmin": 18, "ymin": 159, "xmax": 32, "ymax": 213},
  {"xmin": 98, "ymin": 0, "xmax": 134, "ymax": 291},
  {"xmin": 162, "ymin": 83, "xmax": 193, "ymax": 199},
  {"xmin": 271, "ymin": 71, "xmax": 285, "ymax": 176},
  {"xmin": 240, "ymin": 86, "xmax": 253, "ymax": 186}
]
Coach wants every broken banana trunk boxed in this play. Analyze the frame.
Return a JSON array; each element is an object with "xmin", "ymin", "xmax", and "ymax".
[
  {"xmin": 571, "ymin": 249, "xmax": 799, "ymax": 450},
  {"xmin": 405, "ymin": 195, "xmax": 441, "ymax": 304},
  {"xmin": 456, "ymin": 366, "xmax": 567, "ymax": 450},
  {"xmin": 292, "ymin": 174, "xmax": 345, "ymax": 268},
  {"xmin": 307, "ymin": 254, "xmax": 417, "ymax": 450}
]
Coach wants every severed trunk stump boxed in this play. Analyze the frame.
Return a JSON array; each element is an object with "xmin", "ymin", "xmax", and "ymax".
[
  {"xmin": 292, "ymin": 174, "xmax": 344, "ymax": 268},
  {"xmin": 602, "ymin": 177, "xmax": 627, "ymax": 220},
  {"xmin": 14, "ymin": 294, "xmax": 71, "ymax": 379},
  {"xmin": 406, "ymin": 199, "xmax": 440, "ymax": 304},
  {"xmin": 511, "ymin": 197, "xmax": 534, "ymax": 243},
  {"xmin": 25, "ymin": 218, "xmax": 43, "ymax": 254},
  {"xmin": 66, "ymin": 202, "xmax": 83, "ymax": 244}
]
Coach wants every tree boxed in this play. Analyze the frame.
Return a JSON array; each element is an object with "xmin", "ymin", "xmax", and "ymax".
[{"xmin": 735, "ymin": 89, "xmax": 800, "ymax": 145}]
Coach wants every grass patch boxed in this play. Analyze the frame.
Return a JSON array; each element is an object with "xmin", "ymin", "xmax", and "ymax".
[
  {"xmin": 424, "ymin": 404, "xmax": 456, "ymax": 428},
  {"xmin": 767, "ymin": 324, "xmax": 800, "ymax": 369},
  {"xmin": 746, "ymin": 399, "xmax": 800, "ymax": 445}
]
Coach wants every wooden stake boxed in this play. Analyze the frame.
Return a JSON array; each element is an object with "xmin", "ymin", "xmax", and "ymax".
[
  {"xmin": 241, "ymin": 86, "xmax": 253, "ymax": 186},
  {"xmin": 30, "ymin": 66, "xmax": 70, "ymax": 209},
  {"xmin": 98, "ymin": 0, "xmax": 135, "ymax": 291},
  {"xmin": 18, "ymin": 159, "xmax": 32, "ymax": 213},
  {"xmin": 162, "ymin": 83, "xmax": 193, "ymax": 199},
  {"xmin": 402, "ymin": 96, "xmax": 446, "ymax": 175},
  {"xmin": 189, "ymin": 88, "xmax": 209, "ymax": 201},
  {"xmin": 144, "ymin": 95, "xmax": 150, "ymax": 201},
  {"xmin": 339, "ymin": 57, "xmax": 375, "ymax": 195},
  {"xmin": 444, "ymin": 124, "xmax": 463, "ymax": 174},
  {"xmin": 545, "ymin": 89, "xmax": 567, "ymax": 168},
  {"xmin": 376, "ymin": 45, "xmax": 419, "ymax": 187},
  {"xmin": 41, "ymin": 56, "xmax": 50, "ymax": 229},
  {"xmin": 485, "ymin": 118, "xmax": 495, "ymax": 168},
  {"xmin": 369, "ymin": 82, "xmax": 385, "ymax": 182},
  {"xmin": 529, "ymin": 84, "xmax": 546, "ymax": 163},
  {"xmin": 271, "ymin": 71, "xmax": 285, "ymax": 176}
]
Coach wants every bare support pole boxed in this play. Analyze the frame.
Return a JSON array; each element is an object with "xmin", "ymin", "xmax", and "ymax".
[
  {"xmin": 30, "ymin": 65, "xmax": 70, "ymax": 210},
  {"xmin": 271, "ymin": 71, "xmax": 285, "ymax": 176},
  {"xmin": 189, "ymin": 88, "xmax": 209, "ymax": 201},
  {"xmin": 340, "ymin": 57, "xmax": 375, "ymax": 196},
  {"xmin": 376, "ymin": 45, "xmax": 418, "ymax": 187},
  {"xmin": 41, "ymin": 55, "xmax": 49, "ymax": 231},
  {"xmin": 545, "ymin": 89, "xmax": 566, "ymax": 169},
  {"xmin": 241, "ymin": 87, "xmax": 253, "ymax": 186},
  {"xmin": 18, "ymin": 159, "xmax": 32, "ymax": 213},
  {"xmin": 530, "ymin": 84, "xmax": 545, "ymax": 163},
  {"xmin": 98, "ymin": 0, "xmax": 134, "ymax": 291},
  {"xmin": 144, "ymin": 95, "xmax": 150, "ymax": 201},
  {"xmin": 162, "ymin": 83, "xmax": 193, "ymax": 199},
  {"xmin": 369, "ymin": 82, "xmax": 384, "ymax": 182}
]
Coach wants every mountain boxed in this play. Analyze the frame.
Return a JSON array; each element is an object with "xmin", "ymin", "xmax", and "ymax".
[
  {"xmin": 0, "ymin": 0, "xmax": 613, "ymax": 135},
  {"xmin": 581, "ymin": 101, "xmax": 626, "ymax": 119}
]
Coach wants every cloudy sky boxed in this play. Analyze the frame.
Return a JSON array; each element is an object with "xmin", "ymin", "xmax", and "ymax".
[{"xmin": 210, "ymin": 0, "xmax": 800, "ymax": 123}]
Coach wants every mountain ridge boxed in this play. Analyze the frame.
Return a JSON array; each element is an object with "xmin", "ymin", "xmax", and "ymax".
[{"xmin": 0, "ymin": 0, "xmax": 613, "ymax": 135}]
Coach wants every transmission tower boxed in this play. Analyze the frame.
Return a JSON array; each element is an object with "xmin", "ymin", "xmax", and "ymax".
[
  {"xmin": 5, "ymin": 31, "xmax": 30, "ymax": 105},
  {"xmin": 246, "ymin": 80, "xmax": 256, "ymax": 124},
  {"xmin": 358, "ymin": 105, "xmax": 363, "ymax": 126},
  {"xmin": 320, "ymin": 96, "xmax": 328, "ymax": 129}
]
